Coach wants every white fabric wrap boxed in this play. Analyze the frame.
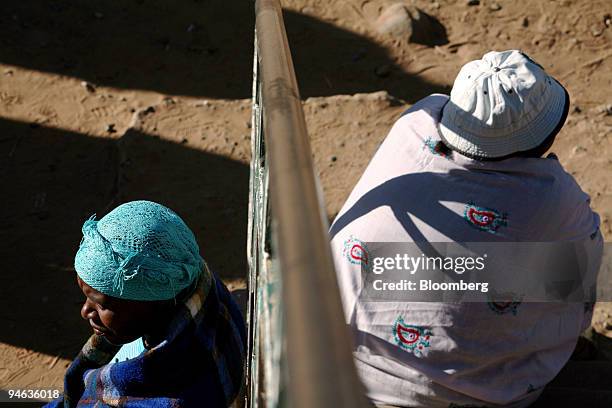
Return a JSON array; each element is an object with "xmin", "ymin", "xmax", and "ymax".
[{"xmin": 330, "ymin": 94, "xmax": 602, "ymax": 408}]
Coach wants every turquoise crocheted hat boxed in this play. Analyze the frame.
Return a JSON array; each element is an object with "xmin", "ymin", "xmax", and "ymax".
[{"xmin": 74, "ymin": 201, "xmax": 204, "ymax": 301}]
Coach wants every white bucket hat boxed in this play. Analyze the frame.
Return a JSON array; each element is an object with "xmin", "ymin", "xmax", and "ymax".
[{"xmin": 439, "ymin": 50, "xmax": 568, "ymax": 159}]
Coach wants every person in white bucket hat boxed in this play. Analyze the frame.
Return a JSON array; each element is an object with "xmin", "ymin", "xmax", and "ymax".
[
  {"xmin": 329, "ymin": 50, "xmax": 603, "ymax": 407},
  {"xmin": 439, "ymin": 50, "xmax": 569, "ymax": 160}
]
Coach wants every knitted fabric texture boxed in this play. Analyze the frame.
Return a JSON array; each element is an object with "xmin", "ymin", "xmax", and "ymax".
[{"xmin": 74, "ymin": 200, "xmax": 204, "ymax": 301}]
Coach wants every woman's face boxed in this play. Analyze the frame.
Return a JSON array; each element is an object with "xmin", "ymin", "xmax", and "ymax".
[{"xmin": 77, "ymin": 277, "xmax": 171, "ymax": 345}]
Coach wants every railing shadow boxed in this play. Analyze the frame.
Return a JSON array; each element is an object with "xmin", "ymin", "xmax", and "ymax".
[{"xmin": 0, "ymin": 1, "xmax": 445, "ymax": 101}]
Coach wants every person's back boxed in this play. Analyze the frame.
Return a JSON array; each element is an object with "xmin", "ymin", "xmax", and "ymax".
[{"xmin": 330, "ymin": 51, "xmax": 602, "ymax": 407}]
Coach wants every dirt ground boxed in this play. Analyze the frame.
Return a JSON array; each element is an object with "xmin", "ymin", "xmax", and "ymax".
[{"xmin": 0, "ymin": 0, "xmax": 610, "ymax": 399}]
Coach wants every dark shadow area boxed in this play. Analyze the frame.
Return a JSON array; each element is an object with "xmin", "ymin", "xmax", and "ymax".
[
  {"xmin": 283, "ymin": 11, "xmax": 448, "ymax": 101},
  {"xmin": 408, "ymin": 10, "xmax": 448, "ymax": 47},
  {"xmin": 0, "ymin": 117, "xmax": 249, "ymax": 357},
  {"xmin": 0, "ymin": 401, "xmax": 45, "ymax": 408},
  {"xmin": 0, "ymin": 1, "xmax": 445, "ymax": 101},
  {"xmin": 231, "ymin": 288, "xmax": 248, "ymax": 317},
  {"xmin": 532, "ymin": 359, "xmax": 612, "ymax": 407}
]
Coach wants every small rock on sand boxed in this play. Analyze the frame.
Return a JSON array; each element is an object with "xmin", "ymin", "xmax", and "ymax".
[
  {"xmin": 521, "ymin": 17, "xmax": 529, "ymax": 27},
  {"xmin": 81, "ymin": 81, "xmax": 96, "ymax": 93},
  {"xmin": 591, "ymin": 25, "xmax": 604, "ymax": 37},
  {"xmin": 375, "ymin": 4, "xmax": 447, "ymax": 46},
  {"xmin": 596, "ymin": 104, "xmax": 612, "ymax": 116}
]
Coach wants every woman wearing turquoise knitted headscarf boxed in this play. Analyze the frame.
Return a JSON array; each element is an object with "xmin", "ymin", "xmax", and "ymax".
[{"xmin": 45, "ymin": 201, "xmax": 246, "ymax": 408}]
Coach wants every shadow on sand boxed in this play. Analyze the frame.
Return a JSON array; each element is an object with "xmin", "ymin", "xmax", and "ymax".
[
  {"xmin": 0, "ymin": 117, "xmax": 249, "ymax": 358},
  {"xmin": 0, "ymin": 0, "xmax": 446, "ymax": 101}
]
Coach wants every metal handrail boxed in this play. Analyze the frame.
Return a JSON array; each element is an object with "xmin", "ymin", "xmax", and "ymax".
[{"xmin": 247, "ymin": 0, "xmax": 371, "ymax": 406}]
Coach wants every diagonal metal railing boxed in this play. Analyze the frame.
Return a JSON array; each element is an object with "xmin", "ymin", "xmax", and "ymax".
[{"xmin": 246, "ymin": 1, "xmax": 371, "ymax": 407}]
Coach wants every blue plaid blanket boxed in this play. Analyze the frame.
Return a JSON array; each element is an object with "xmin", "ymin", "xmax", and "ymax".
[{"xmin": 45, "ymin": 272, "xmax": 246, "ymax": 407}]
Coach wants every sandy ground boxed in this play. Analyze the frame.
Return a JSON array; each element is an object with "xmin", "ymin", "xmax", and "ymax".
[{"xmin": 0, "ymin": 0, "xmax": 610, "ymax": 399}]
